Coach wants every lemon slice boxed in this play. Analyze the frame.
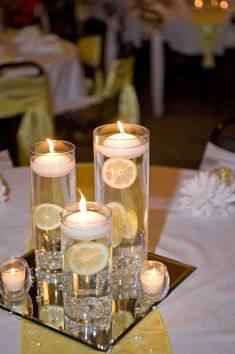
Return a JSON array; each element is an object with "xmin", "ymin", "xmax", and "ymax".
[
  {"xmin": 111, "ymin": 224, "xmax": 122, "ymax": 248},
  {"xmin": 65, "ymin": 242, "xmax": 109, "ymax": 275},
  {"xmin": 102, "ymin": 157, "xmax": 137, "ymax": 189},
  {"xmin": 35, "ymin": 203, "xmax": 62, "ymax": 231},
  {"xmin": 107, "ymin": 202, "xmax": 137, "ymax": 242},
  {"xmin": 125, "ymin": 208, "xmax": 138, "ymax": 240}
]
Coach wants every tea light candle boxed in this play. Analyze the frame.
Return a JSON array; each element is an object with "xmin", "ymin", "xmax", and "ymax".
[
  {"xmin": 141, "ymin": 268, "xmax": 164, "ymax": 295},
  {"xmin": 95, "ymin": 122, "xmax": 149, "ymax": 159},
  {"xmin": 2, "ymin": 266, "xmax": 25, "ymax": 292},
  {"xmin": 31, "ymin": 139, "xmax": 75, "ymax": 177},
  {"xmin": 61, "ymin": 193, "xmax": 109, "ymax": 240}
]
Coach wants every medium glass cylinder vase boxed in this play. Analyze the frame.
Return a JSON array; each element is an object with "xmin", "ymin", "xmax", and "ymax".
[
  {"xmin": 93, "ymin": 123, "xmax": 149, "ymax": 289},
  {"xmin": 30, "ymin": 139, "xmax": 76, "ymax": 276}
]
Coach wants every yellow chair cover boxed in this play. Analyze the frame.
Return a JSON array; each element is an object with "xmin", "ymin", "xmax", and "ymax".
[
  {"xmin": 0, "ymin": 75, "xmax": 54, "ymax": 165},
  {"xmin": 103, "ymin": 57, "xmax": 140, "ymax": 124},
  {"xmin": 77, "ymin": 35, "xmax": 104, "ymax": 98},
  {"xmin": 193, "ymin": 11, "xmax": 224, "ymax": 69}
]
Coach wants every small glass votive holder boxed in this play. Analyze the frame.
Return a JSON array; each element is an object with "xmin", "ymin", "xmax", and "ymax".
[
  {"xmin": 0, "ymin": 257, "xmax": 32, "ymax": 301},
  {"xmin": 139, "ymin": 260, "xmax": 170, "ymax": 302}
]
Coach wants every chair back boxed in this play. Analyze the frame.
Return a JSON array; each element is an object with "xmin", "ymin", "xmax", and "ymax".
[
  {"xmin": 0, "ymin": 61, "xmax": 54, "ymax": 165},
  {"xmin": 102, "ymin": 56, "xmax": 134, "ymax": 98},
  {"xmin": 77, "ymin": 35, "xmax": 104, "ymax": 97},
  {"xmin": 102, "ymin": 56, "xmax": 140, "ymax": 124},
  {"xmin": 200, "ymin": 116, "xmax": 235, "ymax": 172}
]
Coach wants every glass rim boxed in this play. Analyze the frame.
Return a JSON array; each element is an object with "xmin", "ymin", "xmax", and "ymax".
[
  {"xmin": 93, "ymin": 123, "xmax": 150, "ymax": 139},
  {"xmin": 140, "ymin": 260, "xmax": 167, "ymax": 275},
  {"xmin": 0, "ymin": 257, "xmax": 27, "ymax": 270},
  {"xmin": 60, "ymin": 201, "xmax": 112, "ymax": 220},
  {"xmin": 30, "ymin": 140, "xmax": 75, "ymax": 156}
]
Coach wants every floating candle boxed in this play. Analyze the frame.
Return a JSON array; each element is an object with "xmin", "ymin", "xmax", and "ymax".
[
  {"xmin": 61, "ymin": 192, "xmax": 109, "ymax": 240},
  {"xmin": 94, "ymin": 122, "xmax": 149, "ymax": 159},
  {"xmin": 30, "ymin": 139, "xmax": 75, "ymax": 177}
]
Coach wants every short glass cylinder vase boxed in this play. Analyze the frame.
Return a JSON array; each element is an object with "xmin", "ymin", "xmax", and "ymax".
[
  {"xmin": 93, "ymin": 123, "xmax": 149, "ymax": 289},
  {"xmin": 0, "ymin": 257, "xmax": 32, "ymax": 301},
  {"xmin": 60, "ymin": 201, "xmax": 112, "ymax": 333},
  {"xmin": 30, "ymin": 140, "xmax": 76, "ymax": 275}
]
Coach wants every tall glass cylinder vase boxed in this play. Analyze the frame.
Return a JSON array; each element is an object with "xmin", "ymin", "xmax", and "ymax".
[
  {"xmin": 30, "ymin": 140, "xmax": 76, "ymax": 277},
  {"xmin": 94, "ymin": 123, "xmax": 149, "ymax": 289}
]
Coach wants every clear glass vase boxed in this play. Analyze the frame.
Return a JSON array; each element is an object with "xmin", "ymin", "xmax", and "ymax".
[
  {"xmin": 61, "ymin": 201, "xmax": 112, "ymax": 335},
  {"xmin": 30, "ymin": 139, "xmax": 76, "ymax": 277},
  {"xmin": 94, "ymin": 123, "xmax": 149, "ymax": 289}
]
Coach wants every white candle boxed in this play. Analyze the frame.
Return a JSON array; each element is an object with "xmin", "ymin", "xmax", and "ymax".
[
  {"xmin": 2, "ymin": 267, "xmax": 25, "ymax": 292},
  {"xmin": 140, "ymin": 268, "xmax": 164, "ymax": 295},
  {"xmin": 31, "ymin": 152, "xmax": 75, "ymax": 177},
  {"xmin": 61, "ymin": 210, "xmax": 109, "ymax": 240},
  {"xmin": 61, "ymin": 192, "xmax": 109, "ymax": 240},
  {"xmin": 31, "ymin": 139, "xmax": 75, "ymax": 177},
  {"xmin": 94, "ymin": 122, "xmax": 149, "ymax": 159}
]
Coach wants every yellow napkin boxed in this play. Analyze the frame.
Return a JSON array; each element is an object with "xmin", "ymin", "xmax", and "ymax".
[{"xmin": 21, "ymin": 309, "xmax": 172, "ymax": 354}]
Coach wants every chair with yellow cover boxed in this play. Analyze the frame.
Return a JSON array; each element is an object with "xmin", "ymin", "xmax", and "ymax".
[
  {"xmin": 56, "ymin": 54, "xmax": 140, "ymax": 147},
  {"xmin": 77, "ymin": 35, "xmax": 104, "ymax": 97},
  {"xmin": 0, "ymin": 61, "xmax": 54, "ymax": 166}
]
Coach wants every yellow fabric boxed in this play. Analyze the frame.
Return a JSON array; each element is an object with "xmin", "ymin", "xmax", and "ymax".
[
  {"xmin": 0, "ymin": 75, "xmax": 54, "ymax": 165},
  {"xmin": 21, "ymin": 309, "xmax": 172, "ymax": 354},
  {"xmin": 118, "ymin": 83, "xmax": 140, "ymax": 124},
  {"xmin": 77, "ymin": 35, "xmax": 104, "ymax": 98},
  {"xmin": 103, "ymin": 57, "xmax": 140, "ymax": 123},
  {"xmin": 192, "ymin": 10, "xmax": 224, "ymax": 69}
]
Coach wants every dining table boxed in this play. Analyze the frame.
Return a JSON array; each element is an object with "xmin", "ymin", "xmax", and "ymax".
[
  {"xmin": 0, "ymin": 160, "xmax": 234, "ymax": 354},
  {"xmin": 0, "ymin": 27, "xmax": 98, "ymax": 116}
]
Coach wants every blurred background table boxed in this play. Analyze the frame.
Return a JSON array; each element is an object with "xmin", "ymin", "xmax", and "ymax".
[{"xmin": 0, "ymin": 28, "xmax": 97, "ymax": 115}]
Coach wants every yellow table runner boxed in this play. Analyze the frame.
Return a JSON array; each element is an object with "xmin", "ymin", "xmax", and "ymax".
[
  {"xmin": 24, "ymin": 163, "xmax": 172, "ymax": 354},
  {"xmin": 21, "ymin": 309, "xmax": 172, "ymax": 354}
]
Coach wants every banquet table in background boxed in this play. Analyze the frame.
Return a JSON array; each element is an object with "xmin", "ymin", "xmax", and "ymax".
[
  {"xmin": 0, "ymin": 29, "xmax": 97, "ymax": 115},
  {"xmin": 0, "ymin": 162, "xmax": 235, "ymax": 353}
]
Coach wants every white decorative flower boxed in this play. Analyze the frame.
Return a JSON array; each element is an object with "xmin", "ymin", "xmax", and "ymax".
[
  {"xmin": 180, "ymin": 171, "xmax": 235, "ymax": 217},
  {"xmin": 0, "ymin": 177, "xmax": 7, "ymax": 205}
]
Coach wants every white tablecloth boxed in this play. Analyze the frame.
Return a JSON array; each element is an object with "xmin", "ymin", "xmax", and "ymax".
[{"xmin": 0, "ymin": 164, "xmax": 235, "ymax": 353}]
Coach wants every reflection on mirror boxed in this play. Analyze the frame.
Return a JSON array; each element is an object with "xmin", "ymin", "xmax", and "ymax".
[{"xmin": 0, "ymin": 251, "xmax": 195, "ymax": 352}]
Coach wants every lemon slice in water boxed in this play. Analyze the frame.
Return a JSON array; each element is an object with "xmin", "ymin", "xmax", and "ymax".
[
  {"xmin": 65, "ymin": 242, "xmax": 109, "ymax": 275},
  {"xmin": 108, "ymin": 202, "xmax": 138, "ymax": 243},
  {"xmin": 102, "ymin": 157, "xmax": 137, "ymax": 189},
  {"xmin": 35, "ymin": 203, "xmax": 62, "ymax": 231}
]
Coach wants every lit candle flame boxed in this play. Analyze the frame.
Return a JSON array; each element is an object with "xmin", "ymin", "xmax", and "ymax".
[
  {"xmin": 78, "ymin": 188, "xmax": 87, "ymax": 213},
  {"xmin": 117, "ymin": 121, "xmax": 124, "ymax": 135},
  {"xmin": 46, "ymin": 138, "xmax": 54, "ymax": 153}
]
